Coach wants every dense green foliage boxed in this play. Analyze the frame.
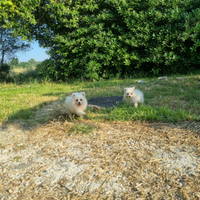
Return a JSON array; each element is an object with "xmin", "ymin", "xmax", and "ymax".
[
  {"xmin": 0, "ymin": 64, "xmax": 10, "ymax": 81},
  {"xmin": 1, "ymin": 0, "xmax": 40, "ymax": 37},
  {"xmin": 35, "ymin": 0, "xmax": 200, "ymax": 80},
  {"xmin": 2, "ymin": 0, "xmax": 200, "ymax": 80}
]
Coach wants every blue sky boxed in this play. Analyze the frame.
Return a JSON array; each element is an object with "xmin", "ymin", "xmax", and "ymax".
[{"xmin": 16, "ymin": 41, "xmax": 49, "ymax": 62}]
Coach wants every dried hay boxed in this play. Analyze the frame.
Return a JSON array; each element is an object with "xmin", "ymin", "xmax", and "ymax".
[{"xmin": 1, "ymin": 117, "xmax": 200, "ymax": 199}]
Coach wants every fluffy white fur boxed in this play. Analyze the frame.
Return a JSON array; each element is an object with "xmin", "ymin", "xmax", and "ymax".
[
  {"xmin": 123, "ymin": 87, "xmax": 144, "ymax": 108},
  {"xmin": 65, "ymin": 92, "xmax": 88, "ymax": 117}
]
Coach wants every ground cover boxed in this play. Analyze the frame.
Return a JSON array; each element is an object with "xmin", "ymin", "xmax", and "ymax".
[
  {"xmin": 0, "ymin": 71, "xmax": 200, "ymax": 199},
  {"xmin": 1, "ymin": 72, "xmax": 200, "ymax": 124}
]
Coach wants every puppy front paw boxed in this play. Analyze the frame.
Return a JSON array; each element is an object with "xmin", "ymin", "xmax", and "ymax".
[
  {"xmin": 77, "ymin": 111, "xmax": 86, "ymax": 116},
  {"xmin": 134, "ymin": 102, "xmax": 138, "ymax": 108}
]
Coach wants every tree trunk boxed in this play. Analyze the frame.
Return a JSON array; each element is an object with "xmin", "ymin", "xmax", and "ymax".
[
  {"xmin": 1, "ymin": 49, "xmax": 5, "ymax": 67},
  {"xmin": 0, "ymin": 28, "xmax": 4, "ymax": 67}
]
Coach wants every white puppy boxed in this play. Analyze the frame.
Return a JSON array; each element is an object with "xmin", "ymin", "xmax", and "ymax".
[
  {"xmin": 123, "ymin": 87, "xmax": 144, "ymax": 108},
  {"xmin": 65, "ymin": 92, "xmax": 88, "ymax": 117}
]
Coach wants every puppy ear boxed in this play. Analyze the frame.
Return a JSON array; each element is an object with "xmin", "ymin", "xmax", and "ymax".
[
  {"xmin": 82, "ymin": 92, "xmax": 85, "ymax": 97},
  {"xmin": 132, "ymin": 87, "xmax": 135, "ymax": 90},
  {"xmin": 72, "ymin": 93, "xmax": 76, "ymax": 98}
]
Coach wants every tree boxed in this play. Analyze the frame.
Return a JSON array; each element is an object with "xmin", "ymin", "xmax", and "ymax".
[
  {"xmin": 19, "ymin": 61, "xmax": 29, "ymax": 68},
  {"xmin": 0, "ymin": 0, "xmax": 40, "ymax": 38},
  {"xmin": 28, "ymin": 58, "xmax": 37, "ymax": 66},
  {"xmin": 1, "ymin": 0, "xmax": 200, "ymax": 79},
  {"xmin": 8, "ymin": 57, "xmax": 19, "ymax": 68},
  {"xmin": 0, "ymin": 27, "xmax": 31, "ymax": 67},
  {"xmin": 35, "ymin": 0, "xmax": 200, "ymax": 79}
]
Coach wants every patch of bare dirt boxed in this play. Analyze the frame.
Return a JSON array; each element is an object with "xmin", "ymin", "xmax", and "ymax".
[{"xmin": 0, "ymin": 118, "xmax": 200, "ymax": 200}]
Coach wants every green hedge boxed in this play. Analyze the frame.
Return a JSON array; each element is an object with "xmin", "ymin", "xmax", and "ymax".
[{"xmin": 36, "ymin": 0, "xmax": 200, "ymax": 80}]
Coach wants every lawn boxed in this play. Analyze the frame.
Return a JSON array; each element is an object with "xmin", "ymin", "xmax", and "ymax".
[{"xmin": 0, "ymin": 69, "xmax": 200, "ymax": 125}]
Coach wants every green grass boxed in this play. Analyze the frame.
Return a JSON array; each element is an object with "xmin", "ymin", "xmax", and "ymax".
[
  {"xmin": 68, "ymin": 122, "xmax": 95, "ymax": 135},
  {"xmin": 90, "ymin": 105, "xmax": 195, "ymax": 122},
  {"xmin": 0, "ymin": 70, "xmax": 200, "ymax": 124}
]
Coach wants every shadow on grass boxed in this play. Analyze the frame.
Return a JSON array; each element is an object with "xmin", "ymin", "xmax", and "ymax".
[
  {"xmin": 1, "ymin": 95, "xmax": 199, "ymax": 135},
  {"xmin": 88, "ymin": 96, "xmax": 123, "ymax": 108},
  {"xmin": 1, "ymin": 100, "xmax": 60, "ymax": 130}
]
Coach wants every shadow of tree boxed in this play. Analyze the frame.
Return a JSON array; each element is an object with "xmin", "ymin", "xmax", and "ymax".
[{"xmin": 3, "ymin": 100, "xmax": 59, "ymax": 129}]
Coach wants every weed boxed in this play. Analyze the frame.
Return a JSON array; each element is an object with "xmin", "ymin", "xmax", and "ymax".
[
  {"xmin": 68, "ymin": 123, "xmax": 95, "ymax": 135},
  {"xmin": 14, "ymin": 156, "xmax": 22, "ymax": 162}
]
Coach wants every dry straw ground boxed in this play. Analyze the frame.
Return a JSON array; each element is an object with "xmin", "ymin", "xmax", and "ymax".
[{"xmin": 0, "ymin": 101, "xmax": 200, "ymax": 200}]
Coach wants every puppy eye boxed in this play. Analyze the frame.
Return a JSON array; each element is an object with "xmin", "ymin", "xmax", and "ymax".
[
  {"xmin": 127, "ymin": 93, "xmax": 129, "ymax": 95},
  {"xmin": 76, "ymin": 99, "xmax": 78, "ymax": 101},
  {"xmin": 130, "ymin": 93, "xmax": 132, "ymax": 95},
  {"xmin": 80, "ymin": 99, "xmax": 82, "ymax": 101}
]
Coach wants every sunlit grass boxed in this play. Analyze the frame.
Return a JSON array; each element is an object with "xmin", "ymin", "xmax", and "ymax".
[{"xmin": 0, "ymin": 69, "xmax": 200, "ymax": 124}]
